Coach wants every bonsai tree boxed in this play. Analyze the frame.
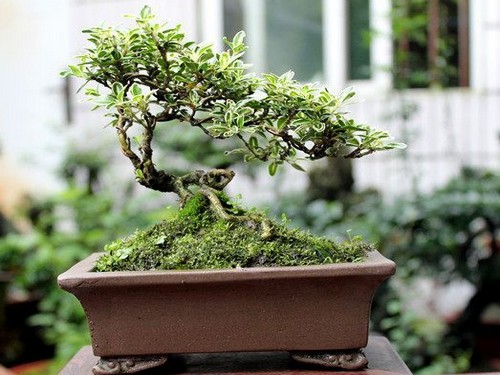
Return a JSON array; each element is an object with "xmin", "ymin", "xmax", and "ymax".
[{"xmin": 63, "ymin": 7, "xmax": 404, "ymax": 270}]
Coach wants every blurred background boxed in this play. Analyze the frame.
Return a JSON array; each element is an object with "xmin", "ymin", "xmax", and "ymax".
[{"xmin": 0, "ymin": 0, "xmax": 499, "ymax": 374}]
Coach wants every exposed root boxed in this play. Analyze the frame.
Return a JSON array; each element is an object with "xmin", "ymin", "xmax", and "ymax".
[
  {"xmin": 199, "ymin": 186, "xmax": 273, "ymax": 239},
  {"xmin": 199, "ymin": 169, "xmax": 235, "ymax": 190},
  {"xmin": 176, "ymin": 169, "xmax": 235, "ymax": 207},
  {"xmin": 170, "ymin": 168, "xmax": 273, "ymax": 239}
]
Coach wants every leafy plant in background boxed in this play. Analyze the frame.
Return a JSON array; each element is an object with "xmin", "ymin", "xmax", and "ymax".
[
  {"xmin": 392, "ymin": 0, "xmax": 461, "ymax": 89},
  {"xmin": 356, "ymin": 168, "xmax": 499, "ymax": 284},
  {"xmin": 0, "ymin": 149, "xmax": 168, "ymax": 371},
  {"xmin": 270, "ymin": 168, "xmax": 500, "ymax": 373}
]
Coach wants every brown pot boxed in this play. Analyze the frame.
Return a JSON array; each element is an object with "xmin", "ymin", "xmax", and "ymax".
[{"xmin": 58, "ymin": 251, "xmax": 395, "ymax": 373}]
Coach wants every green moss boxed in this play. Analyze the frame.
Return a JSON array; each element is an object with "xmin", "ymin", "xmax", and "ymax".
[{"xmin": 95, "ymin": 195, "xmax": 374, "ymax": 272}]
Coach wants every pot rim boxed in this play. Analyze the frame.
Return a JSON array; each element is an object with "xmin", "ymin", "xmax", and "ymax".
[{"xmin": 58, "ymin": 251, "xmax": 395, "ymax": 290}]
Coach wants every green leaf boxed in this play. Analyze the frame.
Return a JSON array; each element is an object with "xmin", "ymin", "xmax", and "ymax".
[
  {"xmin": 243, "ymin": 154, "xmax": 255, "ymax": 163},
  {"xmin": 263, "ymin": 73, "xmax": 278, "ymax": 84},
  {"xmin": 268, "ymin": 162, "xmax": 278, "ymax": 176},
  {"xmin": 130, "ymin": 83, "xmax": 142, "ymax": 96},
  {"xmin": 232, "ymin": 31, "xmax": 245, "ymax": 47},
  {"xmin": 85, "ymin": 88, "xmax": 99, "ymax": 96},
  {"xmin": 140, "ymin": 5, "xmax": 152, "ymax": 19},
  {"xmin": 277, "ymin": 117, "xmax": 288, "ymax": 130},
  {"xmin": 68, "ymin": 65, "xmax": 83, "ymax": 78},
  {"xmin": 386, "ymin": 142, "xmax": 407, "ymax": 149},
  {"xmin": 188, "ymin": 90, "xmax": 199, "ymax": 104},
  {"xmin": 93, "ymin": 95, "xmax": 114, "ymax": 106},
  {"xmin": 112, "ymin": 82, "xmax": 123, "ymax": 96},
  {"xmin": 249, "ymin": 136, "xmax": 259, "ymax": 149},
  {"xmin": 236, "ymin": 116, "xmax": 244, "ymax": 128},
  {"xmin": 224, "ymin": 148, "xmax": 246, "ymax": 156},
  {"xmin": 290, "ymin": 162, "xmax": 305, "ymax": 172},
  {"xmin": 219, "ymin": 52, "xmax": 230, "ymax": 70},
  {"xmin": 280, "ymin": 70, "xmax": 295, "ymax": 82},
  {"xmin": 319, "ymin": 90, "xmax": 333, "ymax": 105},
  {"xmin": 340, "ymin": 87, "xmax": 356, "ymax": 103}
]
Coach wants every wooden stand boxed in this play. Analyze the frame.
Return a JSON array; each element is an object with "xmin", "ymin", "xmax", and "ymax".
[{"xmin": 60, "ymin": 335, "xmax": 412, "ymax": 375}]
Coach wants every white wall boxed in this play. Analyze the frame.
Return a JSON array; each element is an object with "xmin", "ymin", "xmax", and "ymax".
[
  {"xmin": 351, "ymin": 89, "xmax": 500, "ymax": 197},
  {"xmin": 0, "ymin": 0, "xmax": 202, "ymax": 195},
  {"xmin": 471, "ymin": 0, "xmax": 500, "ymax": 91},
  {"xmin": 0, "ymin": 0, "xmax": 71, "ymax": 194}
]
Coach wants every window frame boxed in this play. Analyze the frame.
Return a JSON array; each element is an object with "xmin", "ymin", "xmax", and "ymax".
[
  {"xmin": 324, "ymin": 0, "xmax": 392, "ymax": 94},
  {"xmin": 207, "ymin": 0, "xmax": 473, "ymax": 93},
  {"xmin": 203, "ymin": 0, "xmax": 393, "ymax": 94}
]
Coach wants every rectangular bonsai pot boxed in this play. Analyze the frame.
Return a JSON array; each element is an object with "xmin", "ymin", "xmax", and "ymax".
[{"xmin": 58, "ymin": 251, "xmax": 395, "ymax": 358}]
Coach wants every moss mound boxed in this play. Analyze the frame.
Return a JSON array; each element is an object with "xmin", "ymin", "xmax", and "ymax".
[{"xmin": 95, "ymin": 194, "xmax": 373, "ymax": 272}]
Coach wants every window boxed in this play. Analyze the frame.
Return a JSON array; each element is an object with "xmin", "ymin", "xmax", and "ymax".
[
  {"xmin": 221, "ymin": 0, "xmax": 386, "ymax": 90},
  {"xmin": 347, "ymin": 0, "xmax": 371, "ymax": 81},
  {"xmin": 392, "ymin": 0, "xmax": 469, "ymax": 88},
  {"xmin": 219, "ymin": 0, "xmax": 469, "ymax": 91},
  {"xmin": 223, "ymin": 0, "xmax": 323, "ymax": 82}
]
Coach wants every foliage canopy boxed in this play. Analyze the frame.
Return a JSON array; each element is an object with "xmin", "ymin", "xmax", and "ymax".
[{"xmin": 63, "ymin": 5, "xmax": 404, "ymax": 207}]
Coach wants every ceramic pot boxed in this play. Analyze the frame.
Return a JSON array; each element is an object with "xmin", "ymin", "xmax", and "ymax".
[{"xmin": 58, "ymin": 250, "xmax": 395, "ymax": 373}]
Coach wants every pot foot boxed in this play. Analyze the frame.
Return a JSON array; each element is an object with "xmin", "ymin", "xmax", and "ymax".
[
  {"xmin": 92, "ymin": 355, "xmax": 168, "ymax": 374},
  {"xmin": 291, "ymin": 349, "xmax": 368, "ymax": 370}
]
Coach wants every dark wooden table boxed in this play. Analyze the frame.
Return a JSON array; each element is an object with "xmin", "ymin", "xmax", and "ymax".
[{"xmin": 60, "ymin": 335, "xmax": 412, "ymax": 375}]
